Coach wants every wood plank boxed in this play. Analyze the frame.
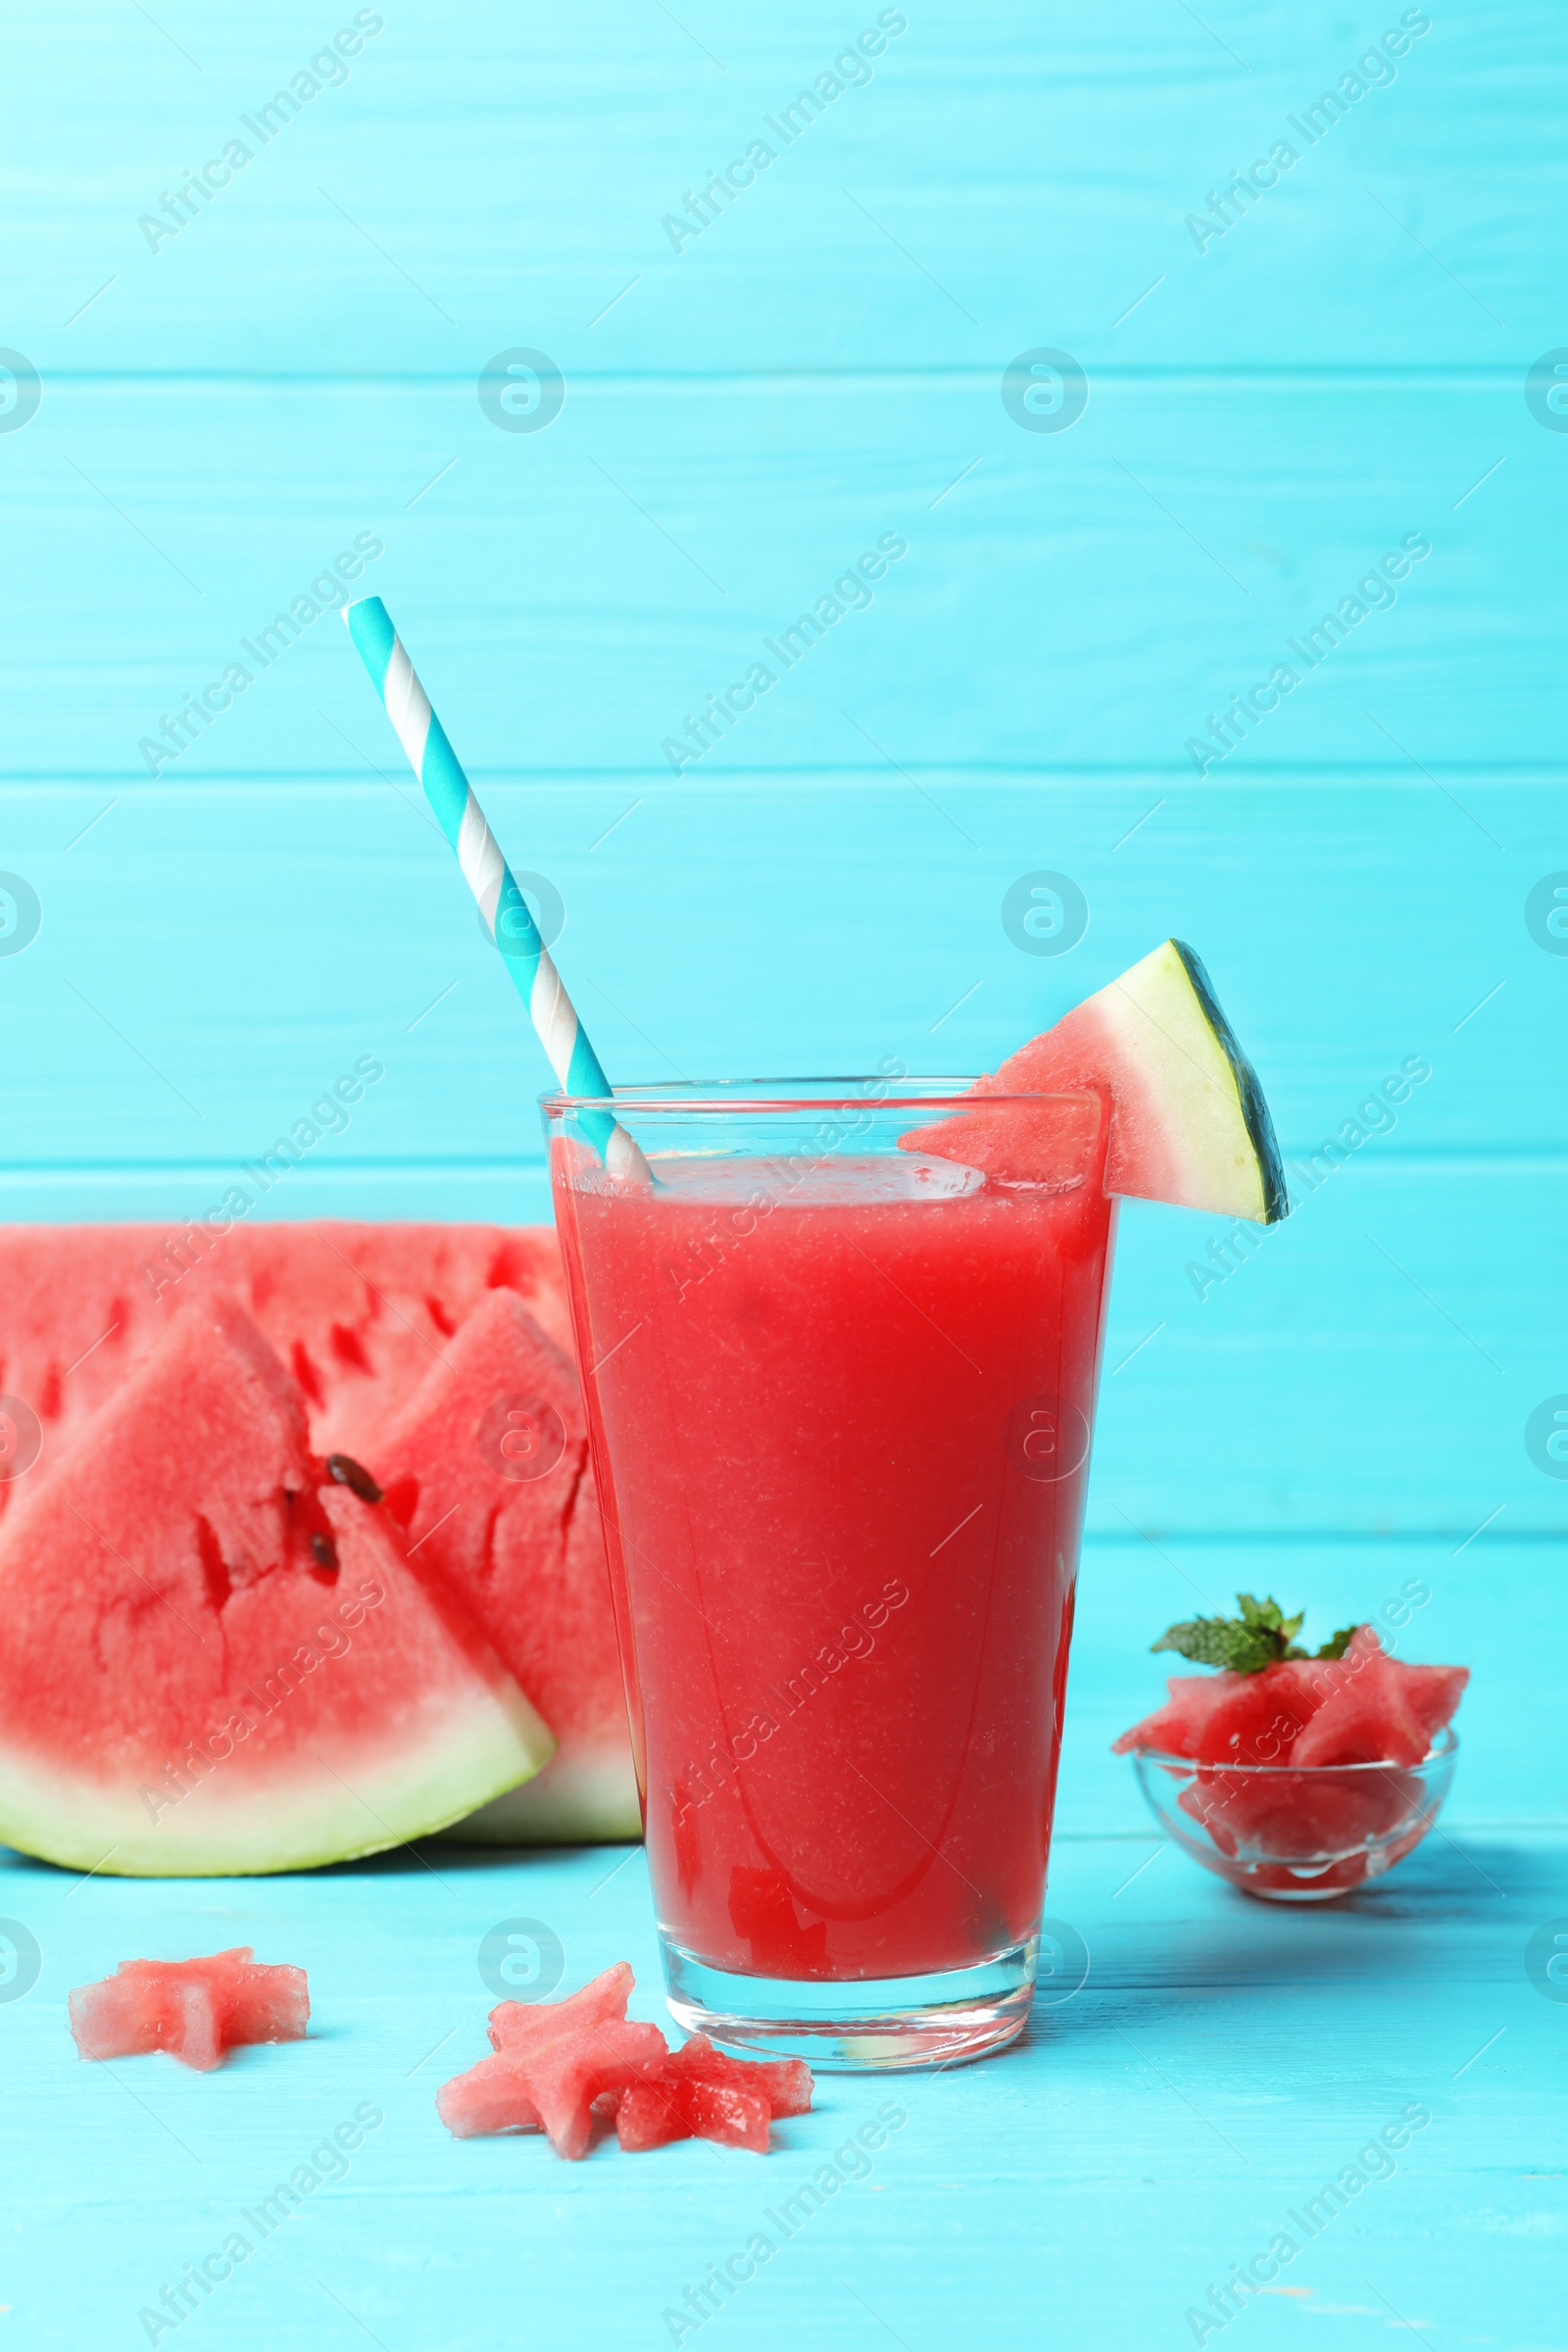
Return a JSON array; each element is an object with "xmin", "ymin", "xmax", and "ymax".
[
  {"xmin": 8, "ymin": 0, "xmax": 1558, "ymax": 374},
  {"xmin": 1, "ymin": 378, "xmax": 1557, "ymax": 775},
  {"xmin": 0, "ymin": 777, "xmax": 1554, "ymax": 1152}
]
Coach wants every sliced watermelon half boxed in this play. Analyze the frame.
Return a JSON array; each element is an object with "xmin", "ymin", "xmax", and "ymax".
[
  {"xmin": 0, "ymin": 1293, "xmax": 555, "ymax": 1875},
  {"xmin": 0, "ymin": 1219, "xmax": 569, "ymax": 1514},
  {"xmin": 916, "ymin": 939, "xmax": 1287, "ymax": 1223}
]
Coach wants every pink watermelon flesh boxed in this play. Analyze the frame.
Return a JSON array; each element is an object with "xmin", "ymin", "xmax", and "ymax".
[
  {"xmin": 441, "ymin": 1969, "xmax": 812, "ymax": 2157},
  {"xmin": 1387, "ymin": 1660, "xmax": 1469, "ymax": 1740},
  {"xmin": 908, "ymin": 940, "xmax": 1284, "ymax": 1220},
  {"xmin": 1289, "ymin": 1631, "xmax": 1431, "ymax": 1769},
  {"xmin": 440, "ymin": 2022, "xmax": 668, "ymax": 2159},
  {"xmin": 1120, "ymin": 1625, "xmax": 1466, "ymax": 1868},
  {"xmin": 611, "ymin": 2034, "xmax": 813, "ymax": 2153},
  {"xmin": 0, "ymin": 1221, "xmax": 568, "ymax": 1514},
  {"xmin": 1112, "ymin": 1672, "xmax": 1247, "ymax": 1756},
  {"xmin": 69, "ymin": 1947, "xmax": 309, "ymax": 2071},
  {"xmin": 917, "ymin": 1085, "xmax": 1110, "ymax": 1191},
  {"xmin": 0, "ymin": 1292, "xmax": 553, "ymax": 1875},
  {"xmin": 1192, "ymin": 1661, "xmax": 1327, "ymax": 1767},
  {"xmin": 1180, "ymin": 1768, "xmax": 1419, "ymax": 1861},
  {"xmin": 614, "ymin": 2071, "xmax": 771, "ymax": 2154},
  {"xmin": 488, "ymin": 1959, "xmax": 638, "ymax": 2051},
  {"xmin": 438, "ymin": 1965, "xmax": 669, "ymax": 2158},
  {"xmin": 373, "ymin": 1290, "xmax": 637, "ymax": 1841},
  {"xmin": 1116, "ymin": 1630, "xmax": 1465, "ymax": 1769},
  {"xmin": 664, "ymin": 2034, "xmax": 814, "ymax": 2121}
]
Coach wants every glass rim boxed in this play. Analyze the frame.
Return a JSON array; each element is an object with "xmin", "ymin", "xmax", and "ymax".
[
  {"xmin": 540, "ymin": 1075, "xmax": 1105, "ymax": 1116},
  {"xmin": 1131, "ymin": 1724, "xmax": 1457, "ymax": 1776}
]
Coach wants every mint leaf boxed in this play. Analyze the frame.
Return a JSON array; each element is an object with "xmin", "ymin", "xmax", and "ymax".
[
  {"xmin": 1150, "ymin": 1597, "xmax": 1361, "ymax": 1676},
  {"xmin": 1151, "ymin": 1616, "xmax": 1280, "ymax": 1674}
]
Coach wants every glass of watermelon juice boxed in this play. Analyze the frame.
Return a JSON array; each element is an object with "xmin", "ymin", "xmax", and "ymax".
[{"xmin": 545, "ymin": 1077, "xmax": 1115, "ymax": 2070}]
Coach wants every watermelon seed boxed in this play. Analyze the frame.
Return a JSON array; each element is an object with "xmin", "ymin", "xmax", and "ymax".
[
  {"xmin": 311, "ymin": 1532, "xmax": 338, "ymax": 1570},
  {"xmin": 325, "ymin": 1453, "xmax": 383, "ymax": 1504},
  {"xmin": 193, "ymin": 1514, "xmax": 232, "ymax": 1613}
]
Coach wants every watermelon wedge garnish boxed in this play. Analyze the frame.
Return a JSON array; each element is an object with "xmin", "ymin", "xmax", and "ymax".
[
  {"xmin": 916, "ymin": 939, "xmax": 1287, "ymax": 1223},
  {"xmin": 0, "ymin": 1293, "xmax": 557, "ymax": 1875},
  {"xmin": 374, "ymin": 1290, "xmax": 639, "ymax": 1842},
  {"xmin": 70, "ymin": 1948, "xmax": 308, "ymax": 2071}
]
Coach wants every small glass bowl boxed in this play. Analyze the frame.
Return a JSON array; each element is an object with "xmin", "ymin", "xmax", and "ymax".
[{"xmin": 1129, "ymin": 1730, "xmax": 1458, "ymax": 1901}]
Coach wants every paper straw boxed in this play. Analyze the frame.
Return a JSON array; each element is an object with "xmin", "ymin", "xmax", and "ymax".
[{"xmin": 341, "ymin": 595, "xmax": 649, "ymax": 1182}]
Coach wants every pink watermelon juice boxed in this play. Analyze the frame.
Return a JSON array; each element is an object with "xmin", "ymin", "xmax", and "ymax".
[{"xmin": 549, "ymin": 1082, "xmax": 1115, "ymax": 2027}]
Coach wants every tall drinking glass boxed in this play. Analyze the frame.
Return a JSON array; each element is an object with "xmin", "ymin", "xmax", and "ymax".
[{"xmin": 544, "ymin": 1078, "xmax": 1116, "ymax": 2069}]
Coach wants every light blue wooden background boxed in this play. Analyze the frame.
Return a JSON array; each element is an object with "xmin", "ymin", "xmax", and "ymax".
[{"xmin": 2, "ymin": 3, "xmax": 1563, "ymax": 2346}]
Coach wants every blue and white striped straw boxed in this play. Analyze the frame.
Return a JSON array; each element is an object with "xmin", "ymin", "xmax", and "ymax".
[{"xmin": 342, "ymin": 595, "xmax": 649, "ymax": 1181}]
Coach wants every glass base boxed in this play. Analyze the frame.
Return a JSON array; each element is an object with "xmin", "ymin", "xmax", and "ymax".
[{"xmin": 660, "ymin": 1932, "xmax": 1038, "ymax": 2071}]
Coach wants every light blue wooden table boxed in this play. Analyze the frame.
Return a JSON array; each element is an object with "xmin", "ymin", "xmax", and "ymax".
[{"xmin": 2, "ymin": 2, "xmax": 1563, "ymax": 2344}]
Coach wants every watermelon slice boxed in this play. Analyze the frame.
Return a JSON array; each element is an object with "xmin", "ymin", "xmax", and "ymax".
[
  {"xmin": 373, "ymin": 1291, "xmax": 639, "ymax": 1842},
  {"xmin": 916, "ymin": 939, "xmax": 1287, "ymax": 1222},
  {"xmin": 0, "ymin": 1220, "xmax": 569, "ymax": 1515},
  {"xmin": 438, "ymin": 1964, "xmax": 668, "ymax": 2158},
  {"xmin": 69, "ymin": 1948, "xmax": 308, "ymax": 2070},
  {"xmin": 0, "ymin": 1293, "xmax": 555, "ymax": 1875}
]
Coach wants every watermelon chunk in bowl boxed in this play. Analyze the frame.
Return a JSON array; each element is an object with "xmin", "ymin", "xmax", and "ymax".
[
  {"xmin": 1135, "ymin": 1740, "xmax": 1456, "ymax": 1898},
  {"xmin": 1118, "ymin": 1627, "xmax": 1467, "ymax": 1899}
]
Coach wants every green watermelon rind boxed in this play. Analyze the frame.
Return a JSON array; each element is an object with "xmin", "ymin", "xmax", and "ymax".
[
  {"xmin": 1170, "ymin": 941, "xmax": 1289, "ymax": 1225},
  {"xmin": 444, "ymin": 1748, "xmax": 643, "ymax": 1845},
  {"xmin": 916, "ymin": 937, "xmax": 1289, "ymax": 1225},
  {"xmin": 0, "ymin": 1694, "xmax": 557, "ymax": 1878}
]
